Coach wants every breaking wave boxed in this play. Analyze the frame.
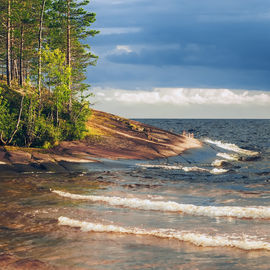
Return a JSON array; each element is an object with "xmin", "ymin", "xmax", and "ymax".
[
  {"xmin": 52, "ymin": 190, "xmax": 270, "ymax": 219},
  {"xmin": 204, "ymin": 139, "xmax": 259, "ymax": 156},
  {"xmin": 182, "ymin": 166, "xmax": 207, "ymax": 172},
  {"xmin": 212, "ymin": 159, "xmax": 227, "ymax": 167},
  {"xmin": 58, "ymin": 216, "xmax": 270, "ymax": 251},
  {"xmin": 217, "ymin": 152, "xmax": 240, "ymax": 161},
  {"xmin": 210, "ymin": 168, "xmax": 229, "ymax": 174},
  {"xmin": 139, "ymin": 164, "xmax": 182, "ymax": 170},
  {"xmin": 138, "ymin": 164, "xmax": 228, "ymax": 174}
]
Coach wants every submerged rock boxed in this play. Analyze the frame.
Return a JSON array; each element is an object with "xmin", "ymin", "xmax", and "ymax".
[{"xmin": 0, "ymin": 254, "xmax": 57, "ymax": 270}]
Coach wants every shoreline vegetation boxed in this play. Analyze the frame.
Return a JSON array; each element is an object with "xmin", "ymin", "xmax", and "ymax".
[
  {"xmin": 0, "ymin": 1, "xmax": 200, "ymax": 266},
  {"xmin": 0, "ymin": 0, "xmax": 98, "ymax": 149},
  {"xmin": 0, "ymin": 108, "xmax": 202, "ymax": 174},
  {"xmin": 0, "ymin": 0, "xmax": 201, "ymax": 174}
]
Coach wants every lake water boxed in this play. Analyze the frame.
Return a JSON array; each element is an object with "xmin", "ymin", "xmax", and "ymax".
[{"xmin": 0, "ymin": 119, "xmax": 270, "ymax": 269}]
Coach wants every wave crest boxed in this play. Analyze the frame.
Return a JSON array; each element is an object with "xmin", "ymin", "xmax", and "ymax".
[
  {"xmin": 138, "ymin": 164, "xmax": 228, "ymax": 174},
  {"xmin": 139, "ymin": 164, "xmax": 182, "ymax": 170},
  {"xmin": 217, "ymin": 152, "xmax": 240, "ymax": 161},
  {"xmin": 204, "ymin": 139, "xmax": 259, "ymax": 156},
  {"xmin": 58, "ymin": 216, "xmax": 270, "ymax": 251},
  {"xmin": 52, "ymin": 190, "xmax": 270, "ymax": 219}
]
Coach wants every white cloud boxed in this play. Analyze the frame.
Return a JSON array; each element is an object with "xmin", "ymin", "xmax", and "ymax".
[
  {"xmin": 105, "ymin": 43, "xmax": 181, "ymax": 57},
  {"xmin": 96, "ymin": 92, "xmax": 105, "ymax": 97},
  {"xmin": 93, "ymin": 88, "xmax": 270, "ymax": 106},
  {"xmin": 116, "ymin": 45, "xmax": 133, "ymax": 53},
  {"xmin": 98, "ymin": 27, "xmax": 141, "ymax": 36},
  {"xmin": 90, "ymin": 87, "xmax": 270, "ymax": 118}
]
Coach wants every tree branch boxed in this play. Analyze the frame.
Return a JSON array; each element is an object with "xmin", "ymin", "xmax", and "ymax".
[
  {"xmin": 0, "ymin": 131, "xmax": 7, "ymax": 145},
  {"xmin": 7, "ymin": 95, "xmax": 24, "ymax": 144}
]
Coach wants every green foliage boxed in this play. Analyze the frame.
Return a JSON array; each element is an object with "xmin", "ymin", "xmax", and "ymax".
[
  {"xmin": 61, "ymin": 100, "xmax": 92, "ymax": 140},
  {"xmin": 31, "ymin": 116, "xmax": 60, "ymax": 147},
  {"xmin": 0, "ymin": 87, "xmax": 22, "ymax": 144},
  {"xmin": 45, "ymin": 0, "xmax": 99, "ymax": 93},
  {"xmin": 0, "ymin": 81, "xmax": 92, "ymax": 147},
  {"xmin": 42, "ymin": 47, "xmax": 71, "ymax": 123},
  {"xmin": 0, "ymin": 0, "xmax": 98, "ymax": 147}
]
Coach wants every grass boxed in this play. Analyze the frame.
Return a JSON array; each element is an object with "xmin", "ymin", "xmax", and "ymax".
[{"xmin": 4, "ymin": 145, "xmax": 51, "ymax": 154}]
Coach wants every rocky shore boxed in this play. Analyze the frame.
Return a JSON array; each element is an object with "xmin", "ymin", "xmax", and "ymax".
[
  {"xmin": 0, "ymin": 254, "xmax": 60, "ymax": 270},
  {"xmin": 0, "ymin": 110, "xmax": 201, "ymax": 174},
  {"xmin": 0, "ymin": 110, "xmax": 202, "ymax": 269}
]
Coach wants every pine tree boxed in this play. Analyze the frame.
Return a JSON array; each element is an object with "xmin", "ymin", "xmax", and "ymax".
[
  {"xmin": 0, "ymin": 0, "xmax": 98, "ymax": 147},
  {"xmin": 46, "ymin": 0, "xmax": 98, "ymax": 106}
]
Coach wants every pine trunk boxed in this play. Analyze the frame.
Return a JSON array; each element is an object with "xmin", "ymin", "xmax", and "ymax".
[
  {"xmin": 13, "ymin": 59, "xmax": 18, "ymax": 80},
  {"xmin": 1, "ymin": 64, "xmax": 4, "ymax": 79},
  {"xmin": 19, "ymin": 24, "xmax": 24, "ymax": 86},
  {"xmin": 10, "ymin": 26, "xmax": 14, "ymax": 81},
  {"xmin": 67, "ymin": 0, "xmax": 72, "ymax": 110},
  {"xmin": 6, "ymin": 0, "xmax": 11, "ymax": 86},
  {"xmin": 38, "ymin": 0, "xmax": 46, "ymax": 100}
]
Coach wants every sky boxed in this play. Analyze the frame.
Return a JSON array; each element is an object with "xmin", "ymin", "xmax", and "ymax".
[{"xmin": 86, "ymin": 0, "xmax": 270, "ymax": 118}]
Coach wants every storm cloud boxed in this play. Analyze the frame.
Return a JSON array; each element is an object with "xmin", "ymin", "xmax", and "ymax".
[{"xmin": 86, "ymin": 0, "xmax": 270, "ymax": 117}]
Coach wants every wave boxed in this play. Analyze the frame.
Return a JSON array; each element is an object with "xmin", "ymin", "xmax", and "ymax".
[
  {"xmin": 217, "ymin": 152, "xmax": 240, "ymax": 161},
  {"xmin": 182, "ymin": 166, "xmax": 228, "ymax": 174},
  {"xmin": 52, "ymin": 190, "xmax": 270, "ymax": 219},
  {"xmin": 211, "ymin": 160, "xmax": 236, "ymax": 169},
  {"xmin": 212, "ymin": 159, "xmax": 227, "ymax": 167},
  {"xmin": 210, "ymin": 168, "xmax": 229, "ymax": 174},
  {"xmin": 182, "ymin": 166, "xmax": 208, "ymax": 172},
  {"xmin": 183, "ymin": 166, "xmax": 228, "ymax": 174},
  {"xmin": 204, "ymin": 139, "xmax": 259, "ymax": 156},
  {"xmin": 58, "ymin": 216, "xmax": 270, "ymax": 251},
  {"xmin": 138, "ymin": 164, "xmax": 228, "ymax": 174},
  {"xmin": 139, "ymin": 164, "xmax": 182, "ymax": 170}
]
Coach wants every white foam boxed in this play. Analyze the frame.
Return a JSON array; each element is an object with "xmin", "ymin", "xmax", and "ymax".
[
  {"xmin": 182, "ymin": 166, "xmax": 208, "ymax": 172},
  {"xmin": 138, "ymin": 164, "xmax": 182, "ymax": 170},
  {"xmin": 212, "ymin": 159, "xmax": 227, "ymax": 167},
  {"xmin": 138, "ymin": 164, "xmax": 227, "ymax": 174},
  {"xmin": 183, "ymin": 166, "xmax": 228, "ymax": 174},
  {"xmin": 204, "ymin": 139, "xmax": 259, "ymax": 156},
  {"xmin": 217, "ymin": 152, "xmax": 240, "ymax": 161},
  {"xmin": 52, "ymin": 190, "xmax": 270, "ymax": 219},
  {"xmin": 58, "ymin": 216, "xmax": 270, "ymax": 251},
  {"xmin": 210, "ymin": 168, "xmax": 229, "ymax": 174}
]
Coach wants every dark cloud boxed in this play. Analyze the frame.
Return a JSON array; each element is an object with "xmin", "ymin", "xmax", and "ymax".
[
  {"xmin": 87, "ymin": 61, "xmax": 270, "ymax": 91},
  {"xmin": 87, "ymin": 0, "xmax": 270, "ymax": 90},
  {"xmin": 107, "ymin": 40, "xmax": 270, "ymax": 70}
]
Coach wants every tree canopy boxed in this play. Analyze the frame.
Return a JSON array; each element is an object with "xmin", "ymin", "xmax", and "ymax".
[{"xmin": 0, "ymin": 0, "xmax": 98, "ymax": 147}]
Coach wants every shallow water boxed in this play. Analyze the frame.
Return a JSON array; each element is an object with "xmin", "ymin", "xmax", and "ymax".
[{"xmin": 0, "ymin": 119, "xmax": 270, "ymax": 269}]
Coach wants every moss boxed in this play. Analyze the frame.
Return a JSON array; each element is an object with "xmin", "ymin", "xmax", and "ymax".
[
  {"xmin": 43, "ymin": 141, "xmax": 53, "ymax": 149},
  {"xmin": 4, "ymin": 145, "xmax": 50, "ymax": 154},
  {"xmin": 85, "ymin": 127, "xmax": 105, "ymax": 136},
  {"xmin": 128, "ymin": 123, "xmax": 145, "ymax": 132},
  {"xmin": 84, "ymin": 134, "xmax": 104, "ymax": 144}
]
